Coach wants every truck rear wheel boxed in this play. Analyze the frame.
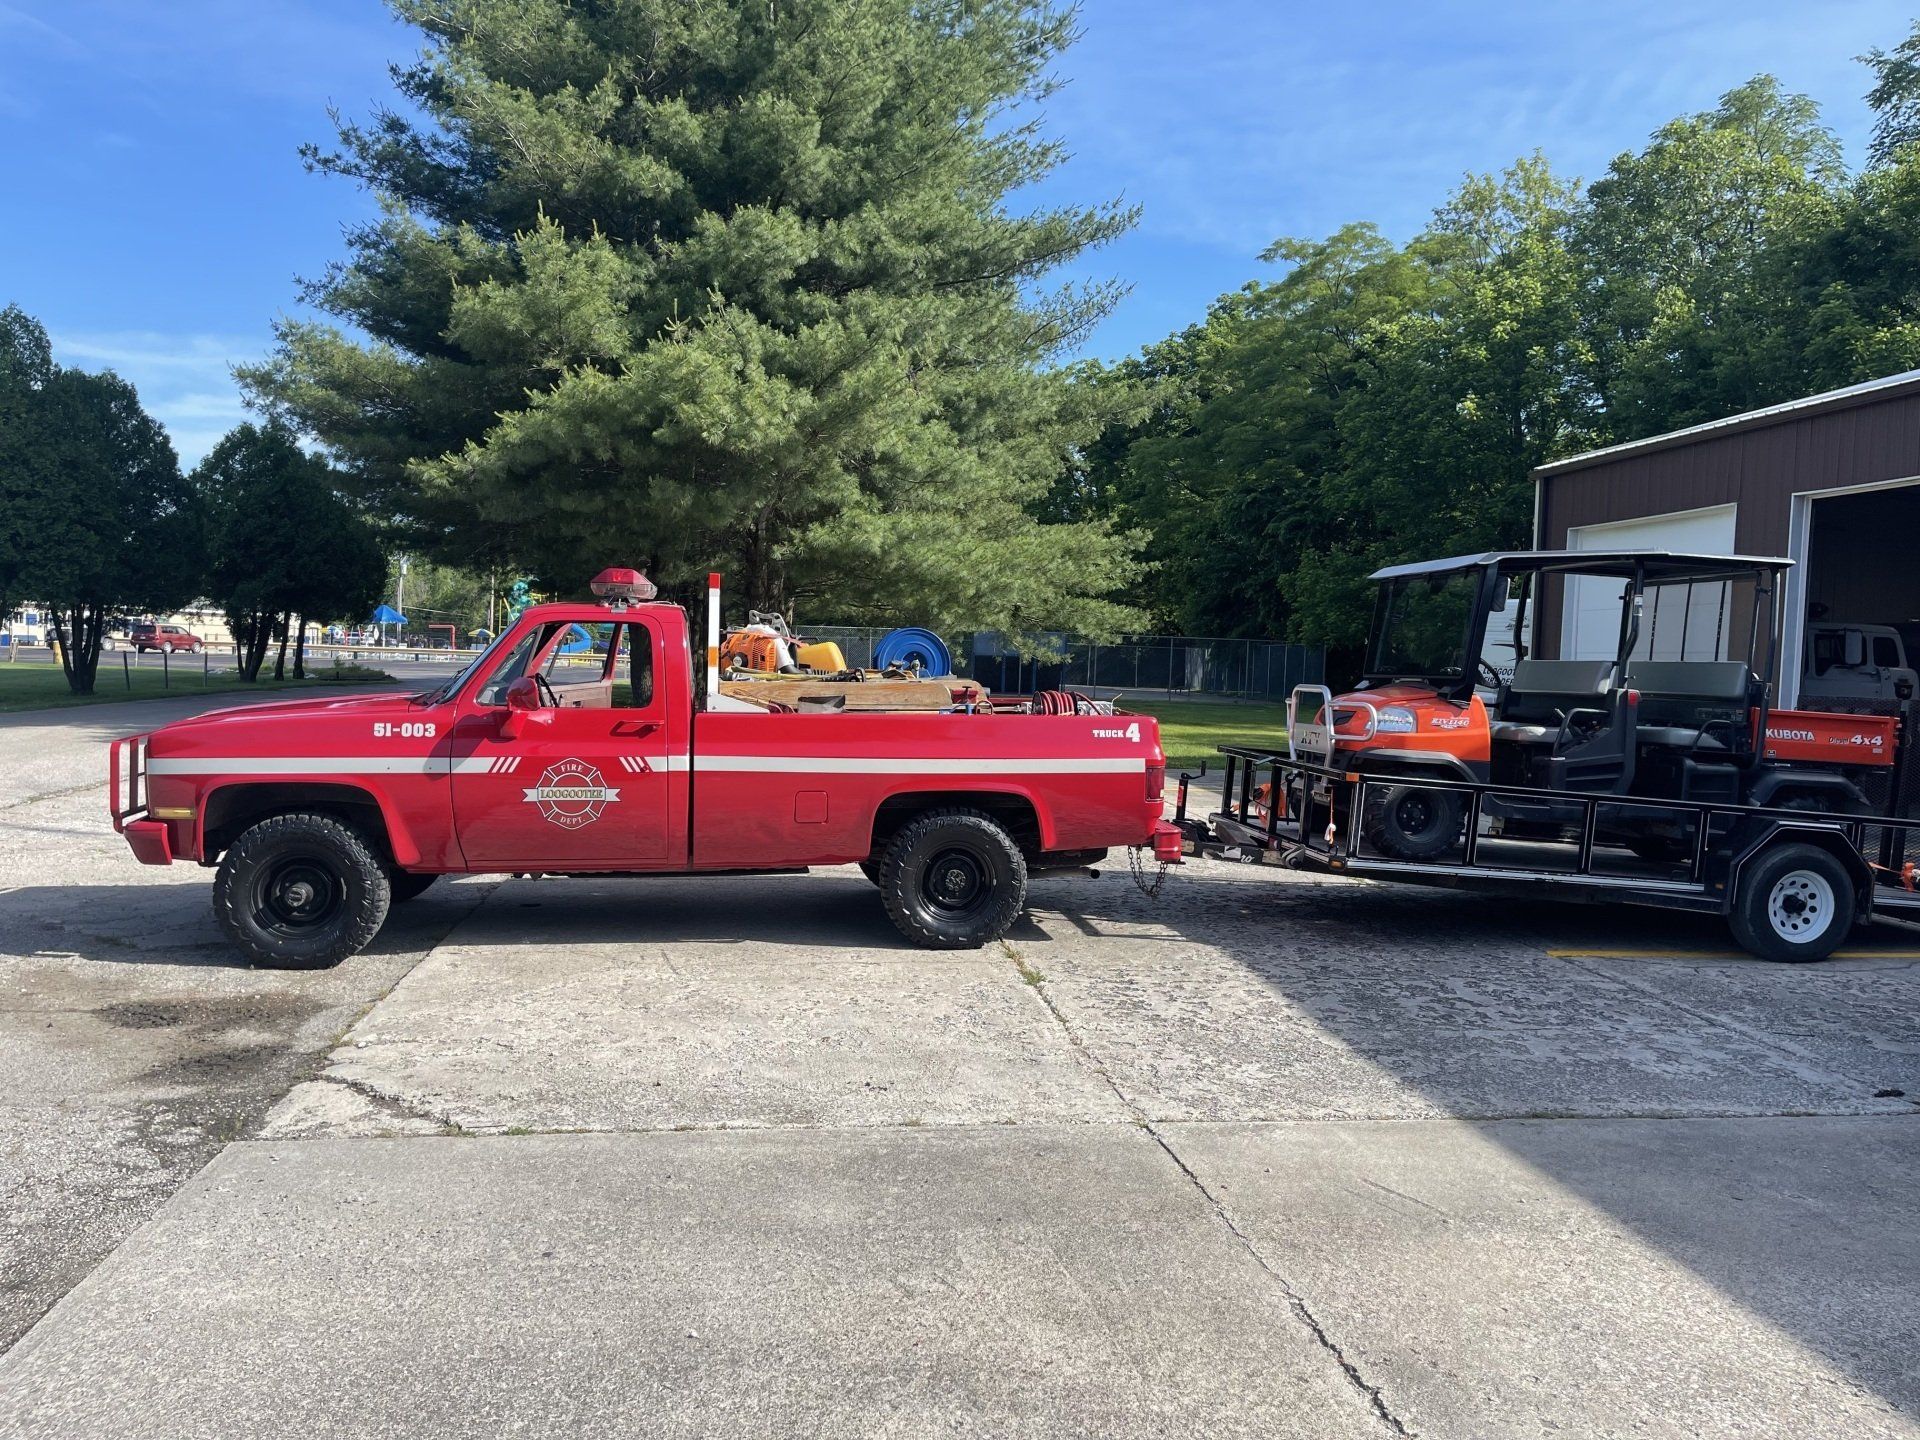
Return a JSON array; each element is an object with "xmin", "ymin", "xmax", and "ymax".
[
  {"xmin": 878, "ymin": 808, "xmax": 1027, "ymax": 949},
  {"xmin": 1361, "ymin": 782, "xmax": 1464, "ymax": 861},
  {"xmin": 1727, "ymin": 843, "xmax": 1855, "ymax": 963},
  {"xmin": 213, "ymin": 812, "xmax": 392, "ymax": 969}
]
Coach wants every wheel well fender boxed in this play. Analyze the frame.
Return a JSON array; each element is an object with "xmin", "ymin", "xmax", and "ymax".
[
  {"xmin": 199, "ymin": 782, "xmax": 414, "ymax": 867},
  {"xmin": 1746, "ymin": 768, "xmax": 1870, "ymax": 813},
  {"xmin": 1351, "ymin": 754, "xmax": 1481, "ymax": 784},
  {"xmin": 868, "ymin": 789, "xmax": 1046, "ymax": 859},
  {"xmin": 1730, "ymin": 823, "xmax": 1873, "ymax": 913}
]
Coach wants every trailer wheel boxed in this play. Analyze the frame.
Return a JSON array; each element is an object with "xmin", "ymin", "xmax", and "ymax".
[
  {"xmin": 878, "ymin": 808, "xmax": 1027, "ymax": 949},
  {"xmin": 1361, "ymin": 783, "xmax": 1464, "ymax": 861},
  {"xmin": 1727, "ymin": 843, "xmax": 1855, "ymax": 964},
  {"xmin": 213, "ymin": 812, "xmax": 392, "ymax": 969}
]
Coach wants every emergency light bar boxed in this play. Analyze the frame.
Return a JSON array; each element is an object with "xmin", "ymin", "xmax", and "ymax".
[{"xmin": 590, "ymin": 567, "xmax": 657, "ymax": 608}]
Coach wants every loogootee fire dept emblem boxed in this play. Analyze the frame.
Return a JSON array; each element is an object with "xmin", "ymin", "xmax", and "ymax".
[{"xmin": 523, "ymin": 758, "xmax": 621, "ymax": 829}]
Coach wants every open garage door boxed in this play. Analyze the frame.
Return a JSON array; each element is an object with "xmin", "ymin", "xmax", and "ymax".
[
  {"xmin": 1563, "ymin": 505, "xmax": 1738, "ymax": 661},
  {"xmin": 1789, "ymin": 480, "xmax": 1920, "ymax": 703}
]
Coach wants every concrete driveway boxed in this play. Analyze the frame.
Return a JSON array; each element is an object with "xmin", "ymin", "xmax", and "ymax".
[{"xmin": 1, "ymin": 702, "xmax": 1917, "ymax": 1438}]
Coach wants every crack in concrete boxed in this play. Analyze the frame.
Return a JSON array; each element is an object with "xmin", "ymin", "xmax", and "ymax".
[
  {"xmin": 312, "ymin": 1072, "xmax": 466, "ymax": 1134},
  {"xmin": 997, "ymin": 939, "xmax": 1412, "ymax": 1436}
]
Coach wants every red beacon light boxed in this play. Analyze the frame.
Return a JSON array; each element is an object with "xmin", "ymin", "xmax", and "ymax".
[{"xmin": 590, "ymin": 566, "xmax": 657, "ymax": 610}]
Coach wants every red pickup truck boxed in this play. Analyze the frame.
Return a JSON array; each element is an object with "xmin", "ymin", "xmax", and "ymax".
[{"xmin": 110, "ymin": 570, "xmax": 1177, "ymax": 968}]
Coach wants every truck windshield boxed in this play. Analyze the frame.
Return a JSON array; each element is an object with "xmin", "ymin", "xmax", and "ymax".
[
  {"xmin": 418, "ymin": 628, "xmax": 518, "ymax": 706},
  {"xmin": 1369, "ymin": 571, "xmax": 1480, "ymax": 680}
]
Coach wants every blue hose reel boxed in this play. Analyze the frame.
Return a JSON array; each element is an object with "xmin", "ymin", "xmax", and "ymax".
[{"xmin": 874, "ymin": 627, "xmax": 952, "ymax": 676}]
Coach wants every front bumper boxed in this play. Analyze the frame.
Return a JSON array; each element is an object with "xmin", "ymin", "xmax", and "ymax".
[{"xmin": 123, "ymin": 819, "xmax": 174, "ymax": 866}]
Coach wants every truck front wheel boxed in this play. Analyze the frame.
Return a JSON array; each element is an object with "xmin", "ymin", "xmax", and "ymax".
[
  {"xmin": 213, "ymin": 812, "xmax": 392, "ymax": 969},
  {"xmin": 1727, "ymin": 843, "xmax": 1855, "ymax": 963},
  {"xmin": 878, "ymin": 808, "xmax": 1027, "ymax": 950}
]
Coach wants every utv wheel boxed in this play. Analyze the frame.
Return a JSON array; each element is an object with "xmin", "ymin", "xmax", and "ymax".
[
  {"xmin": 879, "ymin": 808, "xmax": 1027, "ymax": 949},
  {"xmin": 213, "ymin": 812, "xmax": 391, "ymax": 969},
  {"xmin": 1727, "ymin": 843, "xmax": 1855, "ymax": 964},
  {"xmin": 1361, "ymin": 783, "xmax": 1464, "ymax": 861},
  {"xmin": 389, "ymin": 870, "xmax": 439, "ymax": 903}
]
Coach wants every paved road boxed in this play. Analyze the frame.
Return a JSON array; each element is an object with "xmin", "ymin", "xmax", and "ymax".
[
  {"xmin": 0, "ymin": 700, "xmax": 1917, "ymax": 1437},
  {"xmin": 0, "ymin": 692, "xmax": 489, "ymax": 1353}
]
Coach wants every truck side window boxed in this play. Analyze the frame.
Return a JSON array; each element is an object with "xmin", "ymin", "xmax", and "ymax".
[
  {"xmin": 623, "ymin": 623, "xmax": 655, "ymax": 709},
  {"xmin": 1873, "ymin": 636, "xmax": 1900, "ymax": 669},
  {"xmin": 1811, "ymin": 632, "xmax": 1842, "ymax": 675}
]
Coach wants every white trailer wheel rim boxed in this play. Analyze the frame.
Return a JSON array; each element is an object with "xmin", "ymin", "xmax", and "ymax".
[{"xmin": 1766, "ymin": 869, "xmax": 1836, "ymax": 945}]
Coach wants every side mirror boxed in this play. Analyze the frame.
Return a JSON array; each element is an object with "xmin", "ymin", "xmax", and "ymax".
[
  {"xmin": 1844, "ymin": 630, "xmax": 1866, "ymax": 668},
  {"xmin": 498, "ymin": 676, "xmax": 550, "ymax": 739}
]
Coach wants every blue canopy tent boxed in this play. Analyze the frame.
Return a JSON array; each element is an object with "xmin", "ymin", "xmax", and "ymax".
[{"xmin": 370, "ymin": 604, "xmax": 406, "ymax": 645}]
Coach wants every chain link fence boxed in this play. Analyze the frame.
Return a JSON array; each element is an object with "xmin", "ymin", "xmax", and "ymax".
[{"xmin": 803, "ymin": 627, "xmax": 1324, "ymax": 702}]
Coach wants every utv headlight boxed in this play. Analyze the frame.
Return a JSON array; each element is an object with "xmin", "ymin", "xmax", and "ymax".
[{"xmin": 1375, "ymin": 707, "xmax": 1417, "ymax": 734}]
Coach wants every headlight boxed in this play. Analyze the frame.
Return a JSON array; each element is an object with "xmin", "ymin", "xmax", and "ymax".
[{"xmin": 1374, "ymin": 707, "xmax": 1417, "ymax": 734}]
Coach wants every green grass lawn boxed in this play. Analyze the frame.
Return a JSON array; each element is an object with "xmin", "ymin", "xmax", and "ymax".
[
  {"xmin": 1120, "ymin": 697, "xmax": 1289, "ymax": 772},
  {"xmin": 0, "ymin": 661, "xmax": 396, "ymax": 714}
]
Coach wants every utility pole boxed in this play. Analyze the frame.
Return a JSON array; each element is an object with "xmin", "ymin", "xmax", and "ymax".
[{"xmin": 395, "ymin": 555, "xmax": 410, "ymax": 641}]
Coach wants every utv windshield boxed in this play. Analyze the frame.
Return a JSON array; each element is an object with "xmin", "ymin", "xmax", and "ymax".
[{"xmin": 1368, "ymin": 570, "xmax": 1481, "ymax": 680}]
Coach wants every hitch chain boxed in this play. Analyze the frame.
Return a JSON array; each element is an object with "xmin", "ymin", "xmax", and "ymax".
[{"xmin": 1128, "ymin": 843, "xmax": 1171, "ymax": 899}]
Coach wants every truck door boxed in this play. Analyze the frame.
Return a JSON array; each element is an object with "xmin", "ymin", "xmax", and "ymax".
[{"xmin": 450, "ymin": 617, "xmax": 676, "ymax": 868}]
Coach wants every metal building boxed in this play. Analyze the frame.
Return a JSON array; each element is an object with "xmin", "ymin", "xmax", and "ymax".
[{"xmin": 1534, "ymin": 369, "xmax": 1920, "ymax": 707}]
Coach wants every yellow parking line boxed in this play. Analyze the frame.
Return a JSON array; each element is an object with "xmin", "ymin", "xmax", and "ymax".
[{"xmin": 1548, "ymin": 948, "xmax": 1920, "ymax": 960}]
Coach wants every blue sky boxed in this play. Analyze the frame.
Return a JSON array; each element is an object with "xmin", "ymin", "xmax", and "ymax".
[{"xmin": 1, "ymin": 0, "xmax": 1914, "ymax": 464}]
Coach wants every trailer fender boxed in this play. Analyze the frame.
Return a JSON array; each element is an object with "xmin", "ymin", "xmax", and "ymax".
[{"xmin": 1727, "ymin": 821, "xmax": 1873, "ymax": 917}]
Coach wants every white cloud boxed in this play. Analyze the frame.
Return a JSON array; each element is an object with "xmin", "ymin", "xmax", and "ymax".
[{"xmin": 50, "ymin": 330, "xmax": 261, "ymax": 466}]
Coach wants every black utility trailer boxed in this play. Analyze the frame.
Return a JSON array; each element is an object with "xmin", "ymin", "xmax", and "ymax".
[{"xmin": 1175, "ymin": 746, "xmax": 1920, "ymax": 962}]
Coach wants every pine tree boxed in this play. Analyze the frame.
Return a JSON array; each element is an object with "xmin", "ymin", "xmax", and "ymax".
[{"xmin": 244, "ymin": 0, "xmax": 1141, "ymax": 638}]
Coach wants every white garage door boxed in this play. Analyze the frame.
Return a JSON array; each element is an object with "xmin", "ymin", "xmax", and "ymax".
[{"xmin": 1563, "ymin": 505, "xmax": 1738, "ymax": 661}]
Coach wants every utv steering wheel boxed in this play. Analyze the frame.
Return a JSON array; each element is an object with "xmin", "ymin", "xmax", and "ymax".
[
  {"xmin": 534, "ymin": 673, "xmax": 561, "ymax": 708},
  {"xmin": 1477, "ymin": 659, "xmax": 1502, "ymax": 688}
]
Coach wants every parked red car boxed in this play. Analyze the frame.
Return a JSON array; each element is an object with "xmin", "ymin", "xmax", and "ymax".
[{"xmin": 131, "ymin": 622, "xmax": 205, "ymax": 654}]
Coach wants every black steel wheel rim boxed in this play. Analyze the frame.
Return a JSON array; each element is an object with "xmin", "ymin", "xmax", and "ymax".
[
  {"xmin": 922, "ymin": 845, "xmax": 990, "ymax": 917},
  {"xmin": 252, "ymin": 853, "xmax": 345, "ymax": 935},
  {"xmin": 1394, "ymin": 792, "xmax": 1435, "ymax": 833}
]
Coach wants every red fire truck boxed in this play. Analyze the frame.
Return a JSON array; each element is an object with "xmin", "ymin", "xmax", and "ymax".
[{"xmin": 110, "ymin": 569, "xmax": 1179, "ymax": 968}]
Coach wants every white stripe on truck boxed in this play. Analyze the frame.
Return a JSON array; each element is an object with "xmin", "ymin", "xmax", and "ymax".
[{"xmin": 147, "ymin": 754, "xmax": 1140, "ymax": 778}]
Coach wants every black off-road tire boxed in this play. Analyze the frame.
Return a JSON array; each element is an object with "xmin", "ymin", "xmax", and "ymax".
[
  {"xmin": 389, "ymin": 870, "xmax": 440, "ymax": 903},
  {"xmin": 878, "ymin": 808, "xmax": 1027, "ymax": 950},
  {"xmin": 1727, "ymin": 842, "xmax": 1855, "ymax": 964},
  {"xmin": 213, "ymin": 812, "xmax": 392, "ymax": 970},
  {"xmin": 1361, "ymin": 783, "xmax": 1464, "ymax": 861}
]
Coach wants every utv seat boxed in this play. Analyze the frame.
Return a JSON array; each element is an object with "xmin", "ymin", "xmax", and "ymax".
[
  {"xmin": 1491, "ymin": 659, "xmax": 1615, "ymax": 741},
  {"xmin": 1623, "ymin": 660, "xmax": 1752, "ymax": 755}
]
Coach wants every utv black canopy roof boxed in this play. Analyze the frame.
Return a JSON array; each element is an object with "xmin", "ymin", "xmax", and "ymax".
[{"xmin": 1369, "ymin": 550, "xmax": 1793, "ymax": 585}]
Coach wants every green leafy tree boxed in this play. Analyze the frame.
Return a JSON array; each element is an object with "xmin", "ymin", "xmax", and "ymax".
[
  {"xmin": 195, "ymin": 424, "xmax": 384, "ymax": 681},
  {"xmin": 0, "ymin": 306, "xmax": 57, "ymax": 627},
  {"xmin": 244, "ymin": 0, "xmax": 1142, "ymax": 641},
  {"xmin": 1572, "ymin": 77, "xmax": 1843, "ymax": 437},
  {"xmin": 1863, "ymin": 21, "xmax": 1920, "ymax": 166},
  {"xmin": 0, "ymin": 310, "xmax": 202, "ymax": 693}
]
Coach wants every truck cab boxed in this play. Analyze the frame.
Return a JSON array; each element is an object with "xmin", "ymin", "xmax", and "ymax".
[
  {"xmin": 1801, "ymin": 621, "xmax": 1920, "ymax": 707},
  {"xmin": 110, "ymin": 568, "xmax": 1173, "ymax": 968}
]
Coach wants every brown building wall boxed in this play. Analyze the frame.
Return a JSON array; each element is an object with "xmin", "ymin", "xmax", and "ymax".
[
  {"xmin": 1531, "ymin": 382, "xmax": 1920, "ymax": 676},
  {"xmin": 1536, "ymin": 383, "xmax": 1920, "ymax": 555}
]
